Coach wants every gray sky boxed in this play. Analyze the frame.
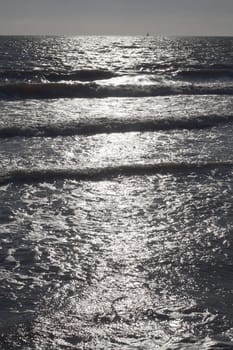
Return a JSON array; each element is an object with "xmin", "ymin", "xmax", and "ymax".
[{"xmin": 0, "ymin": 0, "xmax": 233, "ymax": 35}]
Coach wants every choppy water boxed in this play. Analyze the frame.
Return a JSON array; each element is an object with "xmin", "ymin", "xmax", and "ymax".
[{"xmin": 1, "ymin": 36, "xmax": 233, "ymax": 349}]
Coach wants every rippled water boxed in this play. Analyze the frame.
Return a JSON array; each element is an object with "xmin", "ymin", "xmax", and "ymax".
[{"xmin": 1, "ymin": 36, "xmax": 233, "ymax": 349}]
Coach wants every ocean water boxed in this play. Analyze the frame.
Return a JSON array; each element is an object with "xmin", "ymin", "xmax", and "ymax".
[{"xmin": 1, "ymin": 36, "xmax": 233, "ymax": 349}]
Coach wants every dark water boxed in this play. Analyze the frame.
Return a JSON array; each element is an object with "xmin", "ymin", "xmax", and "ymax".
[{"xmin": 1, "ymin": 36, "xmax": 233, "ymax": 349}]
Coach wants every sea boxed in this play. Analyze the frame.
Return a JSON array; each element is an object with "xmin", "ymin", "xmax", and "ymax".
[{"xmin": 0, "ymin": 35, "xmax": 233, "ymax": 350}]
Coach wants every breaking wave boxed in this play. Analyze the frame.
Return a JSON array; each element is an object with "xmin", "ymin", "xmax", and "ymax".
[
  {"xmin": 1, "ymin": 82, "xmax": 233, "ymax": 99},
  {"xmin": 1, "ymin": 114, "xmax": 233, "ymax": 138},
  {"xmin": 1, "ymin": 161, "xmax": 233, "ymax": 186},
  {"xmin": 0, "ymin": 69, "xmax": 118, "ymax": 83}
]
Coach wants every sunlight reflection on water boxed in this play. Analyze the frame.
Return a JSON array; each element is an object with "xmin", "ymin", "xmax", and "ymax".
[{"xmin": 1, "ymin": 169, "xmax": 233, "ymax": 348}]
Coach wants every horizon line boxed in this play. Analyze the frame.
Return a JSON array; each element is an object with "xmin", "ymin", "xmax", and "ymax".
[{"xmin": 0, "ymin": 33, "xmax": 233, "ymax": 37}]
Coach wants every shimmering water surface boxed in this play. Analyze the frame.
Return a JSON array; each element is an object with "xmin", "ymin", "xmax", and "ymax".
[{"xmin": 1, "ymin": 36, "xmax": 233, "ymax": 349}]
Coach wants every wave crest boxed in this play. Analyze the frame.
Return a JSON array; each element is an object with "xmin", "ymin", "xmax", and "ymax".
[
  {"xmin": 1, "ymin": 82, "xmax": 233, "ymax": 100},
  {"xmin": 1, "ymin": 162, "xmax": 233, "ymax": 186},
  {"xmin": 176, "ymin": 69, "xmax": 233, "ymax": 81},
  {"xmin": 1, "ymin": 114, "xmax": 233, "ymax": 138}
]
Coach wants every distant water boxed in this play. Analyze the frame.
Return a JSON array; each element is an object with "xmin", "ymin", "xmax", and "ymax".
[{"xmin": 1, "ymin": 36, "xmax": 233, "ymax": 349}]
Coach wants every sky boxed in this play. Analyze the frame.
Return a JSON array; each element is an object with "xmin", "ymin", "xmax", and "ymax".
[{"xmin": 0, "ymin": 0, "xmax": 233, "ymax": 36}]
